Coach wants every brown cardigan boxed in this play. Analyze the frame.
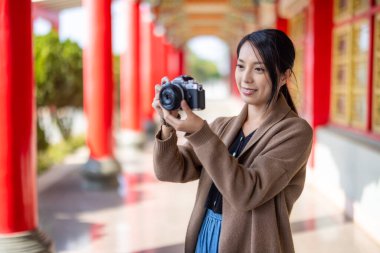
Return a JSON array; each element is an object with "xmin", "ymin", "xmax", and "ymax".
[{"xmin": 153, "ymin": 95, "xmax": 313, "ymax": 253}]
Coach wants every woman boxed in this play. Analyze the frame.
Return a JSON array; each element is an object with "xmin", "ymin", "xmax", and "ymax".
[{"xmin": 152, "ymin": 29, "xmax": 313, "ymax": 253}]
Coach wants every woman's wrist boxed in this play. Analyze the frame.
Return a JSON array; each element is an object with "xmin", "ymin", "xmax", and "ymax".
[
  {"xmin": 160, "ymin": 114, "xmax": 181, "ymax": 128},
  {"xmin": 160, "ymin": 117, "xmax": 171, "ymax": 128},
  {"xmin": 160, "ymin": 124, "xmax": 174, "ymax": 140}
]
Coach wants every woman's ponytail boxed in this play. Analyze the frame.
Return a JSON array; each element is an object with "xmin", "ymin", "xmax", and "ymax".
[{"xmin": 280, "ymin": 85, "xmax": 298, "ymax": 115}]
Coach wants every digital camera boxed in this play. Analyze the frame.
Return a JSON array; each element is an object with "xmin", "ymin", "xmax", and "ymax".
[{"xmin": 159, "ymin": 75, "xmax": 205, "ymax": 111}]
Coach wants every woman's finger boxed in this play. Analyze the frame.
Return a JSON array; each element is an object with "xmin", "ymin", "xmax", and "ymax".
[
  {"xmin": 152, "ymin": 101, "xmax": 161, "ymax": 111},
  {"xmin": 164, "ymin": 113, "xmax": 181, "ymax": 127},
  {"xmin": 181, "ymin": 100, "xmax": 194, "ymax": 117},
  {"xmin": 154, "ymin": 85, "xmax": 161, "ymax": 100},
  {"xmin": 162, "ymin": 107, "xmax": 173, "ymax": 118}
]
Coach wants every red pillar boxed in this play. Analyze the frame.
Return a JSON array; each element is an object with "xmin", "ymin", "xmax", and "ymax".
[
  {"xmin": 230, "ymin": 53, "xmax": 239, "ymax": 96},
  {"xmin": 161, "ymin": 36, "xmax": 169, "ymax": 79},
  {"xmin": 0, "ymin": 0, "xmax": 36, "ymax": 234},
  {"xmin": 303, "ymin": 0, "xmax": 333, "ymax": 168},
  {"xmin": 275, "ymin": 0, "xmax": 288, "ymax": 33},
  {"xmin": 276, "ymin": 17, "xmax": 288, "ymax": 33},
  {"xmin": 82, "ymin": 0, "xmax": 120, "ymax": 179},
  {"xmin": 140, "ymin": 4, "xmax": 155, "ymax": 125},
  {"xmin": 83, "ymin": 0, "xmax": 113, "ymax": 158},
  {"xmin": 153, "ymin": 34, "xmax": 168, "ymax": 83},
  {"xmin": 178, "ymin": 48, "xmax": 185, "ymax": 76},
  {"xmin": 166, "ymin": 43, "xmax": 173, "ymax": 79},
  {"xmin": 0, "ymin": 0, "xmax": 51, "ymax": 250},
  {"xmin": 304, "ymin": 0, "xmax": 333, "ymax": 127},
  {"xmin": 167, "ymin": 43, "xmax": 180, "ymax": 80},
  {"xmin": 120, "ymin": 0, "xmax": 141, "ymax": 132}
]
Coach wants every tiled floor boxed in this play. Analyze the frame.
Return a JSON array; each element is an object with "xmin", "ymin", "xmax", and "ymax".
[{"xmin": 37, "ymin": 97, "xmax": 380, "ymax": 253}]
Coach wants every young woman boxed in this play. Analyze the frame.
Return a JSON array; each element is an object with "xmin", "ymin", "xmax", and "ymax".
[{"xmin": 152, "ymin": 29, "xmax": 313, "ymax": 253}]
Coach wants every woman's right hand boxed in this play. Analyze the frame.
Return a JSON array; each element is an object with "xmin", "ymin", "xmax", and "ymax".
[
  {"xmin": 151, "ymin": 84, "xmax": 180, "ymax": 120},
  {"xmin": 152, "ymin": 84, "xmax": 164, "ymax": 118}
]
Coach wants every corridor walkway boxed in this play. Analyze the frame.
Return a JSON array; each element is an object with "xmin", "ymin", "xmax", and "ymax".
[{"xmin": 38, "ymin": 93, "xmax": 380, "ymax": 253}]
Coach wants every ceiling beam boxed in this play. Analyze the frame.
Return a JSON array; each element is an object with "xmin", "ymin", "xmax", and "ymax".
[{"xmin": 33, "ymin": 0, "xmax": 82, "ymax": 12}]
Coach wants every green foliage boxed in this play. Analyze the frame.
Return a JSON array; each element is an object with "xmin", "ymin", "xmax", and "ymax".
[
  {"xmin": 37, "ymin": 134, "xmax": 86, "ymax": 174},
  {"xmin": 113, "ymin": 54, "xmax": 120, "ymax": 87},
  {"xmin": 37, "ymin": 119, "xmax": 49, "ymax": 151},
  {"xmin": 34, "ymin": 31, "xmax": 83, "ymax": 141},
  {"xmin": 186, "ymin": 48, "xmax": 221, "ymax": 82},
  {"xmin": 113, "ymin": 54, "xmax": 121, "ymax": 109},
  {"xmin": 34, "ymin": 31, "xmax": 83, "ymax": 108}
]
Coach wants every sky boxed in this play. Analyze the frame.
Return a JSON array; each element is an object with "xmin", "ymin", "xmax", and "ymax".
[{"xmin": 33, "ymin": 1, "xmax": 230, "ymax": 75}]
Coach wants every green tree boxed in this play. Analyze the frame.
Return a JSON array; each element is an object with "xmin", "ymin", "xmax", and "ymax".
[
  {"xmin": 113, "ymin": 54, "xmax": 121, "ymax": 127},
  {"xmin": 186, "ymin": 48, "xmax": 221, "ymax": 82},
  {"xmin": 113, "ymin": 54, "xmax": 120, "ymax": 108},
  {"xmin": 34, "ymin": 31, "xmax": 83, "ymax": 141}
]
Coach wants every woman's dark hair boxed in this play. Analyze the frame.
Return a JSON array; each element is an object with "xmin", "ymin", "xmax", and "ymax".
[{"xmin": 236, "ymin": 29, "xmax": 298, "ymax": 114}]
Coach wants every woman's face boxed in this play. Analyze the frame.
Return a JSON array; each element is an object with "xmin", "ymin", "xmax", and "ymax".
[{"xmin": 235, "ymin": 42, "xmax": 272, "ymax": 110}]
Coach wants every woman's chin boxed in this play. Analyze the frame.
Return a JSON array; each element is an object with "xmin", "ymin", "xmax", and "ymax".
[{"xmin": 240, "ymin": 97, "xmax": 267, "ymax": 107}]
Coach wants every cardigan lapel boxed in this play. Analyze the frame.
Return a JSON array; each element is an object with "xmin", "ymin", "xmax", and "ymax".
[
  {"xmin": 219, "ymin": 104, "xmax": 248, "ymax": 148},
  {"xmin": 199, "ymin": 96, "xmax": 290, "ymax": 200},
  {"xmin": 238, "ymin": 94, "xmax": 291, "ymax": 158}
]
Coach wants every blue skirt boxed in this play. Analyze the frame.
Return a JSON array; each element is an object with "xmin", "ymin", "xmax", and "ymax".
[{"xmin": 195, "ymin": 209, "xmax": 222, "ymax": 253}]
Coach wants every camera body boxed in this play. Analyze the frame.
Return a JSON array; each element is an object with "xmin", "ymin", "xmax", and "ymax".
[{"xmin": 159, "ymin": 75, "xmax": 205, "ymax": 111}]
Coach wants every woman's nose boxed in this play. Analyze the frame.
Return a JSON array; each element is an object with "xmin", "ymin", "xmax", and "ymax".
[{"xmin": 243, "ymin": 70, "xmax": 254, "ymax": 83}]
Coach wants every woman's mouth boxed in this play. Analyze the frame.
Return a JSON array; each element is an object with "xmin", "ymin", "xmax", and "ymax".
[{"xmin": 241, "ymin": 87, "xmax": 257, "ymax": 96}]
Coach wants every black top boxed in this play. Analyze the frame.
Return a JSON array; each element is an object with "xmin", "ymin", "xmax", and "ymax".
[{"xmin": 205, "ymin": 128, "xmax": 255, "ymax": 214}]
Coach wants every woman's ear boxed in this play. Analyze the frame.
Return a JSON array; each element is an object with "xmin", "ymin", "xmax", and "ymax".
[{"xmin": 280, "ymin": 69, "xmax": 291, "ymax": 84}]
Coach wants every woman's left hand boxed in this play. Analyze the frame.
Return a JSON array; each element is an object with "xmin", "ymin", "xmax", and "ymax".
[{"xmin": 163, "ymin": 100, "xmax": 205, "ymax": 134}]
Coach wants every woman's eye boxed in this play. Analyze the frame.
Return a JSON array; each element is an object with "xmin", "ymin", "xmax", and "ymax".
[
  {"xmin": 254, "ymin": 67, "xmax": 265, "ymax": 73},
  {"xmin": 236, "ymin": 64, "xmax": 244, "ymax": 69}
]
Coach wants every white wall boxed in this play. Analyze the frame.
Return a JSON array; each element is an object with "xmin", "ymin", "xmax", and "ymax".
[{"xmin": 311, "ymin": 126, "xmax": 380, "ymax": 244}]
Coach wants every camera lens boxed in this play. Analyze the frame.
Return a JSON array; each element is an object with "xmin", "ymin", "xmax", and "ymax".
[{"xmin": 159, "ymin": 85, "xmax": 183, "ymax": 110}]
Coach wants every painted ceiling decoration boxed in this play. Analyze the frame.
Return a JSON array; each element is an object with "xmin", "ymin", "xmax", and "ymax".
[
  {"xmin": 32, "ymin": 0, "xmax": 82, "ymax": 12},
  {"xmin": 33, "ymin": 0, "xmax": 278, "ymax": 49},
  {"xmin": 150, "ymin": 0, "xmax": 276, "ymax": 48}
]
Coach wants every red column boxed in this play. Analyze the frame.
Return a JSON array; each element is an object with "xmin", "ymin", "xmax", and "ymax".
[
  {"xmin": 152, "ymin": 34, "xmax": 168, "ymax": 83},
  {"xmin": 167, "ymin": 43, "xmax": 180, "ymax": 80},
  {"xmin": 230, "ymin": 53, "xmax": 239, "ymax": 96},
  {"xmin": 166, "ymin": 43, "xmax": 173, "ymax": 79},
  {"xmin": 140, "ymin": 4, "xmax": 155, "ymax": 124},
  {"xmin": 82, "ymin": 0, "xmax": 114, "ymax": 159},
  {"xmin": 276, "ymin": 18, "xmax": 288, "ymax": 33},
  {"xmin": 304, "ymin": 0, "xmax": 333, "ymax": 127},
  {"xmin": 0, "ymin": 0, "xmax": 52, "ymax": 248},
  {"xmin": 178, "ymin": 48, "xmax": 185, "ymax": 76},
  {"xmin": 120, "ymin": 0, "xmax": 141, "ymax": 132},
  {"xmin": 275, "ymin": 0, "xmax": 288, "ymax": 33},
  {"xmin": 303, "ymin": 0, "xmax": 332, "ymax": 168},
  {"xmin": 0, "ymin": 0, "xmax": 37, "ymax": 233},
  {"xmin": 367, "ymin": 10, "xmax": 374, "ymax": 132},
  {"xmin": 161, "ymin": 36, "xmax": 169, "ymax": 79}
]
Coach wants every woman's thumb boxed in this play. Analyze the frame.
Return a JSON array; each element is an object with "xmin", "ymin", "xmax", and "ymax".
[{"xmin": 181, "ymin": 100, "xmax": 191, "ymax": 112}]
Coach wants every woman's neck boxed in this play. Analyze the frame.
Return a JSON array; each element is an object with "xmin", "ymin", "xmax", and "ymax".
[{"xmin": 242, "ymin": 104, "xmax": 270, "ymax": 135}]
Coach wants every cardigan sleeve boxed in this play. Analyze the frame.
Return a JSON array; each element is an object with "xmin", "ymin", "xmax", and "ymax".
[
  {"xmin": 153, "ymin": 127, "xmax": 202, "ymax": 183},
  {"xmin": 153, "ymin": 119, "xmax": 225, "ymax": 183},
  {"xmin": 185, "ymin": 118, "xmax": 313, "ymax": 211}
]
